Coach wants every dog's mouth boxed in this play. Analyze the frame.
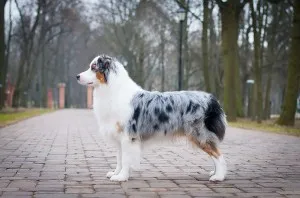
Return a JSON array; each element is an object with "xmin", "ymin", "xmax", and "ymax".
[{"xmin": 88, "ymin": 82, "xmax": 93, "ymax": 85}]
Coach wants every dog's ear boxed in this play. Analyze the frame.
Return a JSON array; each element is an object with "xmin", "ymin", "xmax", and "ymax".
[
  {"xmin": 97, "ymin": 57, "xmax": 111, "ymax": 72},
  {"xmin": 103, "ymin": 61, "xmax": 110, "ymax": 69}
]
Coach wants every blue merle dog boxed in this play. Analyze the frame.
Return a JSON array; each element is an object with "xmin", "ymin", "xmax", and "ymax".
[{"xmin": 76, "ymin": 54, "xmax": 227, "ymax": 182}]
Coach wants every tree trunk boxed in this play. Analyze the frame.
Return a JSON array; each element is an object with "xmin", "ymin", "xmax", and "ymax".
[
  {"xmin": 263, "ymin": 5, "xmax": 279, "ymax": 120},
  {"xmin": 208, "ymin": 2, "xmax": 217, "ymax": 95},
  {"xmin": 160, "ymin": 30, "xmax": 165, "ymax": 92},
  {"xmin": 250, "ymin": 0, "xmax": 263, "ymax": 123},
  {"xmin": 264, "ymin": 73, "xmax": 272, "ymax": 119},
  {"xmin": 277, "ymin": 0, "xmax": 300, "ymax": 126},
  {"xmin": 41, "ymin": 46, "xmax": 47, "ymax": 107},
  {"xmin": 202, "ymin": 0, "xmax": 211, "ymax": 92},
  {"xmin": 12, "ymin": 52, "xmax": 27, "ymax": 107},
  {"xmin": 12, "ymin": 0, "xmax": 42, "ymax": 108},
  {"xmin": 241, "ymin": 15, "xmax": 251, "ymax": 114},
  {"xmin": 219, "ymin": 2, "xmax": 240, "ymax": 121},
  {"xmin": 235, "ymin": 41, "xmax": 244, "ymax": 117},
  {"xmin": 183, "ymin": 2, "xmax": 189, "ymax": 89},
  {"xmin": 137, "ymin": 41, "xmax": 145, "ymax": 87},
  {"xmin": 0, "ymin": 0, "xmax": 7, "ymax": 109}
]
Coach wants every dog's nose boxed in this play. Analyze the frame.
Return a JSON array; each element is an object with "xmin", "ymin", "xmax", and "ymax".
[{"xmin": 76, "ymin": 75, "xmax": 80, "ymax": 80}]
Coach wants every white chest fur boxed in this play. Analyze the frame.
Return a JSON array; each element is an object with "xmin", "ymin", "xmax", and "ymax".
[{"xmin": 92, "ymin": 86, "xmax": 136, "ymax": 140}]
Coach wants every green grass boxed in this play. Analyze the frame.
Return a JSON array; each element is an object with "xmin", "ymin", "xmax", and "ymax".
[
  {"xmin": 229, "ymin": 119, "xmax": 300, "ymax": 137},
  {"xmin": 0, "ymin": 108, "xmax": 53, "ymax": 127}
]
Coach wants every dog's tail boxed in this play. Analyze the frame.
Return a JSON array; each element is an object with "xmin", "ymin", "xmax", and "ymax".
[{"xmin": 204, "ymin": 96, "xmax": 227, "ymax": 141}]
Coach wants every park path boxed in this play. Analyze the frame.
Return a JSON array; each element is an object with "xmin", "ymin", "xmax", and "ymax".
[{"xmin": 0, "ymin": 109, "xmax": 299, "ymax": 198}]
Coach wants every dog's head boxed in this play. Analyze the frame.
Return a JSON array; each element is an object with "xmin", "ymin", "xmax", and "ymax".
[{"xmin": 76, "ymin": 55, "xmax": 115, "ymax": 86}]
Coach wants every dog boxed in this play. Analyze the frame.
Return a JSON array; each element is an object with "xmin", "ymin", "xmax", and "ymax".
[{"xmin": 76, "ymin": 55, "xmax": 227, "ymax": 182}]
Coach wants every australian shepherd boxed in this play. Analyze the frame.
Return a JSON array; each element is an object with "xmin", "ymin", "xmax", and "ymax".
[{"xmin": 76, "ymin": 55, "xmax": 227, "ymax": 182}]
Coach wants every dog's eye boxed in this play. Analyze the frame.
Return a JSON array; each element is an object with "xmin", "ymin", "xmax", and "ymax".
[{"xmin": 91, "ymin": 64, "xmax": 96, "ymax": 71}]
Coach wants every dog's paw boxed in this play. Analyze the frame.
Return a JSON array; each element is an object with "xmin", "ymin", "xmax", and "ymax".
[
  {"xmin": 209, "ymin": 174, "xmax": 225, "ymax": 182},
  {"xmin": 209, "ymin": 170, "xmax": 215, "ymax": 176},
  {"xmin": 106, "ymin": 171, "xmax": 115, "ymax": 178},
  {"xmin": 110, "ymin": 174, "xmax": 129, "ymax": 182}
]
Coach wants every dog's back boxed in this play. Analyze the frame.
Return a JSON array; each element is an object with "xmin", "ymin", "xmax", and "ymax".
[{"xmin": 127, "ymin": 90, "xmax": 226, "ymax": 144}]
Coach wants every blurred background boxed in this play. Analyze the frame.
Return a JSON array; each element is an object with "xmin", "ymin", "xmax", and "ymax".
[{"xmin": 0, "ymin": 0, "xmax": 299, "ymax": 126}]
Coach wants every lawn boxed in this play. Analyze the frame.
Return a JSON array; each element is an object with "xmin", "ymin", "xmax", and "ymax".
[
  {"xmin": 0, "ymin": 108, "xmax": 53, "ymax": 127},
  {"xmin": 229, "ymin": 118, "xmax": 300, "ymax": 137}
]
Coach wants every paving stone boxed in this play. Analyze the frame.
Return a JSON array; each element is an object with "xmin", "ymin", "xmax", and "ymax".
[
  {"xmin": 148, "ymin": 180, "xmax": 178, "ymax": 188},
  {"xmin": 213, "ymin": 187, "xmax": 244, "ymax": 193},
  {"xmin": 235, "ymin": 192, "xmax": 285, "ymax": 197},
  {"xmin": 0, "ymin": 109, "xmax": 299, "ymax": 198},
  {"xmin": 158, "ymin": 191, "xmax": 187, "ymax": 195},
  {"xmin": 160, "ymin": 195, "xmax": 192, "ymax": 198},
  {"xmin": 0, "ymin": 181, "xmax": 9, "ymax": 188},
  {"xmin": 121, "ymin": 180, "xmax": 149, "ymax": 189},
  {"xmin": 34, "ymin": 193, "xmax": 78, "ymax": 198},
  {"xmin": 126, "ymin": 191, "xmax": 158, "ymax": 197},
  {"xmin": 35, "ymin": 184, "xmax": 64, "ymax": 192},
  {"xmin": 1, "ymin": 195, "xmax": 32, "ymax": 198},
  {"xmin": 0, "ymin": 188, "xmax": 20, "ymax": 192},
  {"xmin": 65, "ymin": 187, "xmax": 95, "ymax": 194},
  {"xmin": 2, "ymin": 191, "xmax": 33, "ymax": 196},
  {"xmin": 81, "ymin": 193, "xmax": 126, "ymax": 198}
]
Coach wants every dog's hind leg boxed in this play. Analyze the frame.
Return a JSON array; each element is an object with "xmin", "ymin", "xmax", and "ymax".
[
  {"xmin": 110, "ymin": 136, "xmax": 141, "ymax": 182},
  {"xmin": 189, "ymin": 136, "xmax": 226, "ymax": 181},
  {"xmin": 209, "ymin": 154, "xmax": 226, "ymax": 181},
  {"xmin": 201, "ymin": 142, "xmax": 226, "ymax": 182},
  {"xmin": 206, "ymin": 144, "xmax": 227, "ymax": 181}
]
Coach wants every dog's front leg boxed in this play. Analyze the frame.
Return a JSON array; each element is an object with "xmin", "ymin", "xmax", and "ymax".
[
  {"xmin": 106, "ymin": 143, "xmax": 122, "ymax": 178},
  {"xmin": 110, "ymin": 136, "xmax": 140, "ymax": 182}
]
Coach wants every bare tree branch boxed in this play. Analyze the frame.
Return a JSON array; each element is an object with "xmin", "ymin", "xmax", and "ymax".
[
  {"xmin": 240, "ymin": 0, "xmax": 250, "ymax": 9},
  {"xmin": 215, "ymin": 0, "xmax": 225, "ymax": 8},
  {"xmin": 14, "ymin": 0, "xmax": 27, "ymax": 41},
  {"xmin": 174, "ymin": 0, "xmax": 202, "ymax": 22}
]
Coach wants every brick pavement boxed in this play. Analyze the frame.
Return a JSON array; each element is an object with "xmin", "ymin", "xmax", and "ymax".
[{"xmin": 0, "ymin": 109, "xmax": 299, "ymax": 198}]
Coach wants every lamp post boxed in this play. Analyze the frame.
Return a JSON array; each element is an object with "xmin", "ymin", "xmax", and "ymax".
[
  {"xmin": 177, "ymin": 8, "xmax": 185, "ymax": 91},
  {"xmin": 246, "ymin": 79, "xmax": 255, "ymax": 119}
]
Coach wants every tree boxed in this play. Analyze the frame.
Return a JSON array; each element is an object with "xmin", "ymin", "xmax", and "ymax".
[
  {"xmin": 208, "ymin": 1, "xmax": 222, "ymax": 98},
  {"xmin": 12, "ymin": 0, "xmax": 43, "ymax": 107},
  {"xmin": 216, "ymin": 0, "xmax": 248, "ymax": 121},
  {"xmin": 263, "ymin": 4, "xmax": 281, "ymax": 119},
  {"xmin": 250, "ymin": 0, "xmax": 265, "ymax": 123},
  {"xmin": 202, "ymin": 0, "xmax": 211, "ymax": 92},
  {"xmin": 277, "ymin": 0, "xmax": 300, "ymax": 126},
  {"xmin": 159, "ymin": 25, "xmax": 166, "ymax": 91},
  {"xmin": 0, "ymin": 0, "xmax": 8, "ymax": 109}
]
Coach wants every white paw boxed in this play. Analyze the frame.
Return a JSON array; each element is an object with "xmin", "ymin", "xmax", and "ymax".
[
  {"xmin": 209, "ymin": 170, "xmax": 215, "ymax": 176},
  {"xmin": 209, "ymin": 174, "xmax": 225, "ymax": 182},
  {"xmin": 110, "ymin": 174, "xmax": 129, "ymax": 182},
  {"xmin": 106, "ymin": 171, "xmax": 115, "ymax": 178}
]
